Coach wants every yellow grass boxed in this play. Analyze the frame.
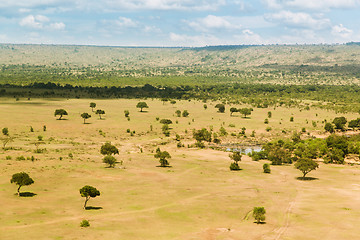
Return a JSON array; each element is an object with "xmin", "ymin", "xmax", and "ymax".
[{"xmin": 0, "ymin": 98, "xmax": 359, "ymax": 239}]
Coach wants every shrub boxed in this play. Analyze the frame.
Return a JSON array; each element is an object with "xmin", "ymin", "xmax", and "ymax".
[
  {"xmin": 229, "ymin": 162, "xmax": 240, "ymax": 171},
  {"xmin": 264, "ymin": 119, "xmax": 269, "ymax": 124},
  {"xmin": 263, "ymin": 163, "xmax": 271, "ymax": 173},
  {"xmin": 80, "ymin": 220, "xmax": 90, "ymax": 227},
  {"xmin": 253, "ymin": 207, "xmax": 266, "ymax": 224},
  {"xmin": 103, "ymin": 155, "xmax": 117, "ymax": 168}
]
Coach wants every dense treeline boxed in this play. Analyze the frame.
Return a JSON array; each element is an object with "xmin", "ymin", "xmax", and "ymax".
[{"xmin": 2, "ymin": 82, "xmax": 360, "ymax": 112}]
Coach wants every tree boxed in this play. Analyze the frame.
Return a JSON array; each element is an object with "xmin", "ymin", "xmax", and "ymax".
[
  {"xmin": 263, "ymin": 163, "xmax": 271, "ymax": 173},
  {"xmin": 81, "ymin": 112, "xmax": 91, "ymax": 124},
  {"xmin": 124, "ymin": 110, "xmax": 130, "ymax": 117},
  {"xmin": 324, "ymin": 122, "xmax": 334, "ymax": 133},
  {"xmin": 333, "ymin": 117, "xmax": 347, "ymax": 131},
  {"xmin": 348, "ymin": 119, "xmax": 359, "ymax": 130},
  {"xmin": 182, "ymin": 110, "xmax": 189, "ymax": 117},
  {"xmin": 294, "ymin": 158, "xmax": 319, "ymax": 178},
  {"xmin": 54, "ymin": 109, "xmax": 68, "ymax": 120},
  {"xmin": 154, "ymin": 148, "xmax": 171, "ymax": 167},
  {"xmin": 10, "ymin": 172, "xmax": 34, "ymax": 196},
  {"xmin": 95, "ymin": 109, "xmax": 105, "ymax": 119},
  {"xmin": 253, "ymin": 207, "xmax": 266, "ymax": 224},
  {"xmin": 2, "ymin": 127, "xmax": 8, "ymax": 136},
  {"xmin": 215, "ymin": 104, "xmax": 225, "ymax": 113},
  {"xmin": 160, "ymin": 119, "xmax": 172, "ymax": 124},
  {"xmin": 89, "ymin": 102, "xmax": 96, "ymax": 112},
  {"xmin": 80, "ymin": 185, "xmax": 100, "ymax": 209},
  {"xmin": 267, "ymin": 111, "xmax": 272, "ymax": 118},
  {"xmin": 238, "ymin": 108, "xmax": 253, "ymax": 118},
  {"xmin": 175, "ymin": 110, "xmax": 181, "ymax": 117},
  {"xmin": 203, "ymin": 104, "xmax": 207, "ymax": 110},
  {"xmin": 229, "ymin": 151, "xmax": 242, "ymax": 170},
  {"xmin": 136, "ymin": 102, "xmax": 148, "ymax": 112},
  {"xmin": 230, "ymin": 107, "xmax": 238, "ymax": 116},
  {"xmin": 100, "ymin": 142, "xmax": 119, "ymax": 155},
  {"xmin": 193, "ymin": 128, "xmax": 212, "ymax": 143},
  {"xmin": 103, "ymin": 155, "xmax": 117, "ymax": 168}
]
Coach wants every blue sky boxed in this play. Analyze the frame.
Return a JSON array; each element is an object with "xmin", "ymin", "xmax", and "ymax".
[{"xmin": 0, "ymin": 0, "xmax": 359, "ymax": 47}]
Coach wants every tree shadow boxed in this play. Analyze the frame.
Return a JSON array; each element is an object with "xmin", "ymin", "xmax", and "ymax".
[
  {"xmin": 253, "ymin": 221, "xmax": 266, "ymax": 224},
  {"xmin": 296, "ymin": 176, "xmax": 318, "ymax": 181},
  {"xmin": 83, "ymin": 122, "xmax": 92, "ymax": 125},
  {"xmin": 56, "ymin": 119, "xmax": 68, "ymax": 121},
  {"xmin": 85, "ymin": 206, "xmax": 103, "ymax": 210},
  {"xmin": 19, "ymin": 192, "xmax": 37, "ymax": 197},
  {"xmin": 139, "ymin": 110, "xmax": 148, "ymax": 113},
  {"xmin": 156, "ymin": 165, "xmax": 173, "ymax": 168}
]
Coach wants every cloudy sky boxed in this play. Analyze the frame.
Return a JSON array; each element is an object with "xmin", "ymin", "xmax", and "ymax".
[{"xmin": 0, "ymin": 0, "xmax": 359, "ymax": 47}]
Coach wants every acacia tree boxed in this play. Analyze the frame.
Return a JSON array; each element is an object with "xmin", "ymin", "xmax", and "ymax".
[
  {"xmin": 95, "ymin": 109, "xmax": 105, "ymax": 119},
  {"xmin": 10, "ymin": 172, "xmax": 34, "ymax": 196},
  {"xmin": 100, "ymin": 142, "xmax": 119, "ymax": 167},
  {"xmin": 100, "ymin": 142, "xmax": 119, "ymax": 155},
  {"xmin": 193, "ymin": 128, "xmax": 212, "ymax": 148},
  {"xmin": 253, "ymin": 207, "xmax": 266, "ymax": 224},
  {"xmin": 215, "ymin": 104, "xmax": 225, "ymax": 113},
  {"xmin": 229, "ymin": 152, "xmax": 242, "ymax": 170},
  {"xmin": 324, "ymin": 123, "xmax": 334, "ymax": 133},
  {"xmin": 80, "ymin": 185, "xmax": 100, "ymax": 209},
  {"xmin": 90, "ymin": 102, "xmax": 96, "ymax": 112},
  {"xmin": 81, "ymin": 112, "xmax": 91, "ymax": 124},
  {"xmin": 230, "ymin": 107, "xmax": 238, "ymax": 116},
  {"xmin": 154, "ymin": 148, "xmax": 171, "ymax": 167},
  {"xmin": 238, "ymin": 108, "xmax": 253, "ymax": 118},
  {"xmin": 54, "ymin": 109, "xmax": 68, "ymax": 120},
  {"xmin": 295, "ymin": 158, "xmax": 319, "ymax": 179},
  {"xmin": 136, "ymin": 102, "xmax": 148, "ymax": 112}
]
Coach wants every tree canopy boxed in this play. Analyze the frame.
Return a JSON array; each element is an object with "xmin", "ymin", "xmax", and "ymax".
[
  {"xmin": 54, "ymin": 109, "xmax": 68, "ymax": 120},
  {"xmin": 100, "ymin": 142, "xmax": 119, "ymax": 155},
  {"xmin": 10, "ymin": 172, "xmax": 34, "ymax": 195},
  {"xmin": 81, "ymin": 112, "xmax": 91, "ymax": 123},
  {"xmin": 136, "ymin": 102, "xmax": 149, "ymax": 112},
  {"xmin": 80, "ymin": 185, "xmax": 100, "ymax": 209},
  {"xmin": 294, "ymin": 158, "xmax": 319, "ymax": 178},
  {"xmin": 154, "ymin": 148, "xmax": 171, "ymax": 167},
  {"xmin": 95, "ymin": 109, "xmax": 105, "ymax": 119}
]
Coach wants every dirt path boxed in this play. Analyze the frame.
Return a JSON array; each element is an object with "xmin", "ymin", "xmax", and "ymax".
[{"xmin": 2, "ymin": 192, "xmax": 211, "ymax": 230}]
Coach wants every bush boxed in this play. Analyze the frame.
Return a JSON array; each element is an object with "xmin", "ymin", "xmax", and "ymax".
[
  {"xmin": 264, "ymin": 118, "xmax": 269, "ymax": 124},
  {"xmin": 160, "ymin": 119, "xmax": 172, "ymax": 124},
  {"xmin": 263, "ymin": 163, "xmax": 271, "ymax": 173},
  {"xmin": 103, "ymin": 155, "xmax": 117, "ymax": 168},
  {"xmin": 253, "ymin": 207, "xmax": 266, "ymax": 224},
  {"xmin": 16, "ymin": 156, "xmax": 26, "ymax": 161},
  {"xmin": 6, "ymin": 155, "xmax": 12, "ymax": 160},
  {"xmin": 229, "ymin": 162, "xmax": 240, "ymax": 171}
]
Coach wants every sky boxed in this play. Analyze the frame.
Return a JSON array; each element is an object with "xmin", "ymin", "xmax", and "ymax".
[{"xmin": 0, "ymin": 0, "xmax": 360, "ymax": 47}]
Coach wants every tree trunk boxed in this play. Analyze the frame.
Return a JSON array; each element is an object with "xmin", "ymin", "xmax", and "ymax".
[
  {"xmin": 59, "ymin": 115, "xmax": 62, "ymax": 120},
  {"xmin": 84, "ymin": 197, "xmax": 89, "ymax": 209},
  {"xmin": 99, "ymin": 115, "xmax": 102, "ymax": 119},
  {"xmin": 17, "ymin": 185, "xmax": 21, "ymax": 196},
  {"xmin": 83, "ymin": 119, "xmax": 86, "ymax": 124},
  {"xmin": 140, "ymin": 108, "xmax": 143, "ymax": 112}
]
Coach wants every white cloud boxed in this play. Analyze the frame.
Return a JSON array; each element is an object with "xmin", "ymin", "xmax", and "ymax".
[
  {"xmin": 102, "ymin": 0, "xmax": 226, "ymax": 11},
  {"xmin": 186, "ymin": 15, "xmax": 242, "ymax": 32},
  {"xmin": 332, "ymin": 24, "xmax": 353, "ymax": 38},
  {"xmin": 19, "ymin": 14, "xmax": 65, "ymax": 30},
  {"xmin": 116, "ymin": 17, "xmax": 137, "ymax": 28},
  {"xmin": 234, "ymin": 29, "xmax": 264, "ymax": 44},
  {"xmin": 263, "ymin": 0, "xmax": 360, "ymax": 10},
  {"xmin": 265, "ymin": 11, "xmax": 331, "ymax": 30},
  {"xmin": 19, "ymin": 15, "xmax": 48, "ymax": 29},
  {"xmin": 49, "ymin": 22, "xmax": 65, "ymax": 30}
]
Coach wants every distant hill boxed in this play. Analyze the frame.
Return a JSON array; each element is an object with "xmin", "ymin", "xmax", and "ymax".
[{"xmin": 1, "ymin": 43, "xmax": 360, "ymax": 86}]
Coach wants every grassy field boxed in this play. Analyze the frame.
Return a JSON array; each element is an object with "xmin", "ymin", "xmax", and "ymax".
[{"xmin": 0, "ymin": 98, "xmax": 359, "ymax": 239}]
